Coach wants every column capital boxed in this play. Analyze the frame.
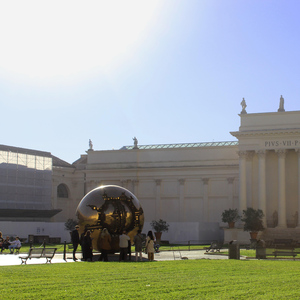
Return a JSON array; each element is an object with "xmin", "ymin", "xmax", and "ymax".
[
  {"xmin": 238, "ymin": 150, "xmax": 247, "ymax": 158},
  {"xmin": 178, "ymin": 179, "xmax": 185, "ymax": 185},
  {"xmin": 275, "ymin": 149, "xmax": 287, "ymax": 157},
  {"xmin": 202, "ymin": 178, "xmax": 209, "ymax": 185},
  {"xmin": 256, "ymin": 150, "xmax": 266, "ymax": 158},
  {"xmin": 238, "ymin": 150, "xmax": 254, "ymax": 160},
  {"xmin": 227, "ymin": 177, "xmax": 234, "ymax": 184},
  {"xmin": 155, "ymin": 179, "xmax": 161, "ymax": 186}
]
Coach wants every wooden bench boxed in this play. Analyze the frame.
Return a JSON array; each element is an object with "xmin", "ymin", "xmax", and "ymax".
[
  {"xmin": 263, "ymin": 239, "xmax": 298, "ymax": 259},
  {"xmin": 43, "ymin": 248, "xmax": 58, "ymax": 263},
  {"xmin": 273, "ymin": 239, "xmax": 296, "ymax": 258},
  {"xmin": 19, "ymin": 248, "xmax": 57, "ymax": 265},
  {"xmin": 273, "ymin": 249, "xmax": 297, "ymax": 259},
  {"xmin": 14, "ymin": 247, "xmax": 21, "ymax": 254},
  {"xmin": 1, "ymin": 246, "xmax": 21, "ymax": 254}
]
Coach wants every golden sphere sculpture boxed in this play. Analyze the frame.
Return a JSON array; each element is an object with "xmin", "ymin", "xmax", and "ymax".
[{"xmin": 76, "ymin": 185, "xmax": 144, "ymax": 253}]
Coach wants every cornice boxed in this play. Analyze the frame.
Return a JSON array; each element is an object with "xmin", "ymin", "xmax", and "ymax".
[{"xmin": 231, "ymin": 128, "xmax": 300, "ymax": 138}]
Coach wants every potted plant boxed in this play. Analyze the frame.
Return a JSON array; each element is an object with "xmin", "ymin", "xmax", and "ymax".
[
  {"xmin": 221, "ymin": 208, "xmax": 240, "ymax": 228},
  {"xmin": 150, "ymin": 219, "xmax": 169, "ymax": 243},
  {"xmin": 241, "ymin": 207, "xmax": 264, "ymax": 239}
]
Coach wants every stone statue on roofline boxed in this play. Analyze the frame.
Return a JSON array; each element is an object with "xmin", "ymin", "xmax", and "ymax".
[
  {"xmin": 88, "ymin": 139, "xmax": 94, "ymax": 151},
  {"xmin": 278, "ymin": 95, "xmax": 285, "ymax": 112},
  {"xmin": 133, "ymin": 137, "xmax": 138, "ymax": 149},
  {"xmin": 240, "ymin": 98, "xmax": 247, "ymax": 114}
]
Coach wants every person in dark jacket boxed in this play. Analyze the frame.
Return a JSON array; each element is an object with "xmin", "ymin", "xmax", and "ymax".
[
  {"xmin": 82, "ymin": 230, "xmax": 93, "ymax": 262},
  {"xmin": 71, "ymin": 225, "xmax": 80, "ymax": 261}
]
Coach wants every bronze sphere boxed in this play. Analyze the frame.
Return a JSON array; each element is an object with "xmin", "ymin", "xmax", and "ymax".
[{"xmin": 76, "ymin": 185, "xmax": 144, "ymax": 253}]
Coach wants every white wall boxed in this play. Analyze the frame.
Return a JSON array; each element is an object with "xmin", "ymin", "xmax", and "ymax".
[{"xmin": 142, "ymin": 222, "xmax": 224, "ymax": 244}]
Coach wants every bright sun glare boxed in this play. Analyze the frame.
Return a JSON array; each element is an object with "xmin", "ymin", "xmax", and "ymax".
[{"xmin": 0, "ymin": 0, "xmax": 160, "ymax": 85}]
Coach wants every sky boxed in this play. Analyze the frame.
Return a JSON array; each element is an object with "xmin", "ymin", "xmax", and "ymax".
[{"xmin": 1, "ymin": 0, "xmax": 300, "ymax": 164}]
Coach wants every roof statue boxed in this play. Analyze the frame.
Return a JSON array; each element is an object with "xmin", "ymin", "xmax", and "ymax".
[
  {"xmin": 88, "ymin": 139, "xmax": 94, "ymax": 151},
  {"xmin": 240, "ymin": 98, "xmax": 247, "ymax": 114},
  {"xmin": 278, "ymin": 95, "xmax": 285, "ymax": 112},
  {"xmin": 133, "ymin": 137, "xmax": 138, "ymax": 149}
]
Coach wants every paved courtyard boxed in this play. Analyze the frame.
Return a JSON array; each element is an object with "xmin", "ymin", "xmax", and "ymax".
[{"xmin": 0, "ymin": 249, "xmax": 231, "ymax": 266}]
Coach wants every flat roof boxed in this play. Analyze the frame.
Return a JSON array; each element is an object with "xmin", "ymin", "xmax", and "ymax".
[{"xmin": 120, "ymin": 141, "xmax": 238, "ymax": 150}]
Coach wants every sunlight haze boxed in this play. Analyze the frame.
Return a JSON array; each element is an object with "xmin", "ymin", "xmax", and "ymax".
[{"xmin": 1, "ymin": 0, "xmax": 300, "ymax": 163}]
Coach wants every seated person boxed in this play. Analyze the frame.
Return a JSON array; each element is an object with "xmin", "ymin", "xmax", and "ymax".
[
  {"xmin": 8, "ymin": 236, "xmax": 21, "ymax": 254},
  {"xmin": 1, "ymin": 236, "xmax": 10, "ymax": 252}
]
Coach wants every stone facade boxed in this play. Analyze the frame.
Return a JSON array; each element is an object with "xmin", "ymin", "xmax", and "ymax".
[{"xmin": 2, "ymin": 106, "xmax": 300, "ymax": 244}]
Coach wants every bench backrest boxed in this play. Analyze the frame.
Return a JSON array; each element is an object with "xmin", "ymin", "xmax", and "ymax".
[
  {"xmin": 43, "ymin": 248, "xmax": 57, "ymax": 258},
  {"xmin": 29, "ymin": 248, "xmax": 44, "ymax": 258},
  {"xmin": 274, "ymin": 239, "xmax": 293, "ymax": 244}
]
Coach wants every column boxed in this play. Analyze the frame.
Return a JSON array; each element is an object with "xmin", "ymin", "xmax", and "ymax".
[
  {"xmin": 257, "ymin": 150, "xmax": 267, "ymax": 227},
  {"xmin": 202, "ymin": 178, "xmax": 209, "ymax": 222},
  {"xmin": 238, "ymin": 151, "xmax": 247, "ymax": 215},
  {"xmin": 179, "ymin": 179, "xmax": 185, "ymax": 222},
  {"xmin": 246, "ymin": 151, "xmax": 254, "ymax": 207},
  {"xmin": 155, "ymin": 179, "xmax": 161, "ymax": 220},
  {"xmin": 227, "ymin": 177, "xmax": 234, "ymax": 208},
  {"xmin": 132, "ymin": 180, "xmax": 139, "ymax": 195},
  {"xmin": 276, "ymin": 149, "xmax": 287, "ymax": 228},
  {"xmin": 296, "ymin": 150, "xmax": 300, "ymax": 227}
]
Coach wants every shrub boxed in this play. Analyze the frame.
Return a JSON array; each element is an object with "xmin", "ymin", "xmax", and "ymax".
[
  {"xmin": 242, "ymin": 207, "xmax": 264, "ymax": 232},
  {"xmin": 221, "ymin": 208, "xmax": 240, "ymax": 223},
  {"xmin": 150, "ymin": 219, "xmax": 169, "ymax": 232}
]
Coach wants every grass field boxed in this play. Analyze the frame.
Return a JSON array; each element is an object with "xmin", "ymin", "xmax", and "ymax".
[{"xmin": 1, "ymin": 259, "xmax": 300, "ymax": 299}]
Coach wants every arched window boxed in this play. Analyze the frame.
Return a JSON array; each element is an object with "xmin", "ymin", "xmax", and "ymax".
[{"xmin": 57, "ymin": 184, "xmax": 69, "ymax": 198}]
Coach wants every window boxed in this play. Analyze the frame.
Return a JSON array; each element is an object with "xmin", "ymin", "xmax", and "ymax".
[{"xmin": 57, "ymin": 184, "xmax": 69, "ymax": 198}]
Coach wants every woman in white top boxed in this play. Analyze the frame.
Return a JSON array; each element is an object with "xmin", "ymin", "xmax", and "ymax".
[{"xmin": 145, "ymin": 231, "xmax": 155, "ymax": 261}]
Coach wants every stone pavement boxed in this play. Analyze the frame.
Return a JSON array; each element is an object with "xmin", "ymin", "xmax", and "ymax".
[{"xmin": 0, "ymin": 249, "xmax": 233, "ymax": 266}]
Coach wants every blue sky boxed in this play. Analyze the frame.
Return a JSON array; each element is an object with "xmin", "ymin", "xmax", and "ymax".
[{"xmin": 1, "ymin": 0, "xmax": 300, "ymax": 163}]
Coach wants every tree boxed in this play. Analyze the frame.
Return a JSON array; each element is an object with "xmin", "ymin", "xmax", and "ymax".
[{"xmin": 64, "ymin": 219, "xmax": 78, "ymax": 231}]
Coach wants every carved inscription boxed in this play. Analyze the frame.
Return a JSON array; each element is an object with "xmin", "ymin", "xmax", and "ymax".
[{"xmin": 264, "ymin": 140, "xmax": 300, "ymax": 148}]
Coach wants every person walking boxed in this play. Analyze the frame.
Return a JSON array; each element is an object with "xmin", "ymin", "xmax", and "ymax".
[
  {"xmin": 71, "ymin": 225, "xmax": 80, "ymax": 261},
  {"xmin": 133, "ymin": 230, "xmax": 143, "ymax": 262},
  {"xmin": 99, "ymin": 228, "xmax": 111, "ymax": 262},
  {"xmin": 119, "ymin": 231, "xmax": 130, "ymax": 262},
  {"xmin": 145, "ymin": 231, "xmax": 155, "ymax": 261}
]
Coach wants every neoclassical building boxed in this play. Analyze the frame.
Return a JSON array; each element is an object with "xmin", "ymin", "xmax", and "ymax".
[{"xmin": 1, "ymin": 100, "xmax": 300, "ymax": 243}]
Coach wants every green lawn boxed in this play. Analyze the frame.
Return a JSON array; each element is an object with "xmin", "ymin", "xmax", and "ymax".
[{"xmin": 1, "ymin": 259, "xmax": 300, "ymax": 299}]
